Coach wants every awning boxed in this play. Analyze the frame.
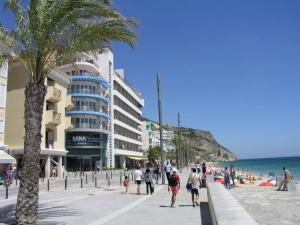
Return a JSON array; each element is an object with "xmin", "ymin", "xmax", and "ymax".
[
  {"xmin": 127, "ymin": 156, "xmax": 146, "ymax": 160},
  {"xmin": 0, "ymin": 150, "xmax": 16, "ymax": 164}
]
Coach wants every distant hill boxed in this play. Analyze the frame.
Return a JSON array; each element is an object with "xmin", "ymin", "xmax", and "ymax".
[
  {"xmin": 144, "ymin": 117, "xmax": 237, "ymax": 161},
  {"xmin": 168, "ymin": 125, "xmax": 236, "ymax": 162}
]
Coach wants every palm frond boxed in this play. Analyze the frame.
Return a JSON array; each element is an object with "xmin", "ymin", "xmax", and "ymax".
[{"xmin": 1, "ymin": 0, "xmax": 137, "ymax": 83}]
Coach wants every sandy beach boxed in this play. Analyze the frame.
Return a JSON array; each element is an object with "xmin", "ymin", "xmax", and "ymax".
[{"xmin": 212, "ymin": 162, "xmax": 300, "ymax": 225}]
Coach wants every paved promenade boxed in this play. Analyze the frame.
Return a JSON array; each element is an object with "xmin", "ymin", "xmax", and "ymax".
[{"xmin": 0, "ymin": 170, "xmax": 212, "ymax": 225}]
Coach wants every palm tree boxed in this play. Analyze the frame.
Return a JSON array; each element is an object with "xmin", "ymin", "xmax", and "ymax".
[{"xmin": 0, "ymin": 0, "xmax": 136, "ymax": 224}]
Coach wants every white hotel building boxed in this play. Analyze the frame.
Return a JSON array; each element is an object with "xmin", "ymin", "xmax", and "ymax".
[{"xmin": 112, "ymin": 69, "xmax": 144, "ymax": 169}]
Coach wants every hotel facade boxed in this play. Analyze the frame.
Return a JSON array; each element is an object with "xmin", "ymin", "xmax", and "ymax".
[
  {"xmin": 5, "ymin": 61, "xmax": 72, "ymax": 177},
  {"xmin": 59, "ymin": 51, "xmax": 113, "ymax": 170},
  {"xmin": 4, "ymin": 49, "xmax": 145, "ymax": 173},
  {"xmin": 112, "ymin": 69, "xmax": 144, "ymax": 168}
]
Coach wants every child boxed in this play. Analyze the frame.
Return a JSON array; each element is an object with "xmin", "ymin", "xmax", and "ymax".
[{"xmin": 123, "ymin": 175, "xmax": 129, "ymax": 194}]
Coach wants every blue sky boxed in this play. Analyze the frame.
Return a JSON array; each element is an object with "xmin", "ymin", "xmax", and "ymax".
[{"xmin": 1, "ymin": 1, "xmax": 300, "ymax": 159}]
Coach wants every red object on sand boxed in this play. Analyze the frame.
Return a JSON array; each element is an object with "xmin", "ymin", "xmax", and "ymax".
[
  {"xmin": 259, "ymin": 181, "xmax": 272, "ymax": 186},
  {"xmin": 215, "ymin": 178, "xmax": 224, "ymax": 183}
]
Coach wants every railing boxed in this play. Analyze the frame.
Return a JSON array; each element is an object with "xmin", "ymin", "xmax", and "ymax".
[
  {"xmin": 68, "ymin": 89, "xmax": 109, "ymax": 99},
  {"xmin": 75, "ymin": 57, "xmax": 99, "ymax": 69},
  {"xmin": 47, "ymin": 86, "xmax": 62, "ymax": 102},
  {"xmin": 72, "ymin": 123, "xmax": 108, "ymax": 130},
  {"xmin": 71, "ymin": 107, "xmax": 108, "ymax": 114},
  {"xmin": 52, "ymin": 111, "xmax": 61, "ymax": 124}
]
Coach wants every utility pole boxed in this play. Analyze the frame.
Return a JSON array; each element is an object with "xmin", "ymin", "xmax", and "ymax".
[
  {"xmin": 177, "ymin": 112, "xmax": 181, "ymax": 171},
  {"xmin": 157, "ymin": 73, "xmax": 165, "ymax": 185}
]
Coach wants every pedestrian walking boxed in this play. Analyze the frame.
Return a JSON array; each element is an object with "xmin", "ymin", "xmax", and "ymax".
[
  {"xmin": 154, "ymin": 164, "xmax": 160, "ymax": 184},
  {"xmin": 165, "ymin": 161, "xmax": 172, "ymax": 191},
  {"xmin": 224, "ymin": 167, "xmax": 230, "ymax": 189},
  {"xmin": 189, "ymin": 168, "xmax": 201, "ymax": 207},
  {"xmin": 123, "ymin": 168, "xmax": 130, "ymax": 194},
  {"xmin": 277, "ymin": 166, "xmax": 293, "ymax": 191},
  {"xmin": 196, "ymin": 162, "xmax": 201, "ymax": 174},
  {"xmin": 134, "ymin": 167, "xmax": 143, "ymax": 195},
  {"xmin": 230, "ymin": 167, "xmax": 236, "ymax": 188},
  {"xmin": 169, "ymin": 168, "xmax": 180, "ymax": 208},
  {"xmin": 165, "ymin": 161, "xmax": 172, "ymax": 179},
  {"xmin": 144, "ymin": 168, "xmax": 154, "ymax": 194},
  {"xmin": 201, "ymin": 162, "xmax": 207, "ymax": 187}
]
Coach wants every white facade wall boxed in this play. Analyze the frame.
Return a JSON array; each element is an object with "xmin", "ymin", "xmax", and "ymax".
[{"xmin": 112, "ymin": 69, "xmax": 144, "ymax": 164}]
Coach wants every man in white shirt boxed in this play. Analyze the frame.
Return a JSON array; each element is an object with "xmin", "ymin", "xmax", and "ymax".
[{"xmin": 134, "ymin": 167, "xmax": 143, "ymax": 195}]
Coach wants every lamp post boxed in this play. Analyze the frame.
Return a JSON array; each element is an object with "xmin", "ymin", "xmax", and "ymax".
[{"xmin": 156, "ymin": 73, "xmax": 165, "ymax": 185}]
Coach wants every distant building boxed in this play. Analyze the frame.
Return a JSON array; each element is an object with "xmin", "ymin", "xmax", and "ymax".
[
  {"xmin": 112, "ymin": 69, "xmax": 144, "ymax": 169},
  {"xmin": 144, "ymin": 120, "xmax": 175, "ymax": 152}
]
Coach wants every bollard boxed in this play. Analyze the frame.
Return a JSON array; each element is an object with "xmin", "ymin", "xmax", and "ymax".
[
  {"xmin": 92, "ymin": 172, "xmax": 95, "ymax": 182},
  {"xmin": 105, "ymin": 171, "xmax": 108, "ymax": 180},
  {"xmin": 108, "ymin": 174, "xmax": 111, "ymax": 187},
  {"xmin": 95, "ymin": 177, "xmax": 97, "ymax": 188},
  {"xmin": 111, "ymin": 171, "xmax": 113, "ymax": 179},
  {"xmin": 86, "ymin": 174, "xmax": 88, "ymax": 184},
  {"xmin": 81, "ymin": 177, "xmax": 83, "ymax": 188},
  {"xmin": 47, "ymin": 179, "xmax": 50, "ymax": 191},
  {"xmin": 131, "ymin": 172, "xmax": 134, "ymax": 182},
  {"xmin": 5, "ymin": 186, "xmax": 8, "ymax": 199},
  {"xmin": 119, "ymin": 172, "xmax": 122, "ymax": 185},
  {"xmin": 65, "ymin": 177, "xmax": 67, "ymax": 190}
]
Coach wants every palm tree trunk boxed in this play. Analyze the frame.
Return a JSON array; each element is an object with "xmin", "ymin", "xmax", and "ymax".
[{"xmin": 15, "ymin": 81, "xmax": 47, "ymax": 225}]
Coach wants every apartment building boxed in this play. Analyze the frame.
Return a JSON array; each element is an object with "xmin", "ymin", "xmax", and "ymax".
[
  {"xmin": 112, "ymin": 69, "xmax": 144, "ymax": 169},
  {"xmin": 0, "ymin": 61, "xmax": 8, "ymax": 150},
  {"xmin": 5, "ymin": 61, "xmax": 72, "ymax": 177},
  {"xmin": 59, "ymin": 51, "xmax": 113, "ymax": 170},
  {"xmin": 144, "ymin": 120, "xmax": 175, "ymax": 152}
]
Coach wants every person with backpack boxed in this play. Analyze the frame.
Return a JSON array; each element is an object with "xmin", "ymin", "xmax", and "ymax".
[
  {"xmin": 169, "ymin": 168, "xmax": 180, "ymax": 208},
  {"xmin": 189, "ymin": 168, "xmax": 201, "ymax": 207},
  {"xmin": 144, "ymin": 168, "xmax": 154, "ymax": 194}
]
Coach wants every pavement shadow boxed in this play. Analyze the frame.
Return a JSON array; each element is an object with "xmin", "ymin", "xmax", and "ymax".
[
  {"xmin": 159, "ymin": 205, "xmax": 171, "ymax": 208},
  {"xmin": 0, "ymin": 203, "xmax": 16, "ymax": 224},
  {"xmin": 0, "ymin": 203, "xmax": 84, "ymax": 225},
  {"xmin": 39, "ymin": 204, "xmax": 83, "ymax": 220},
  {"xmin": 200, "ymin": 202, "xmax": 213, "ymax": 225},
  {"xmin": 179, "ymin": 204, "xmax": 194, "ymax": 207}
]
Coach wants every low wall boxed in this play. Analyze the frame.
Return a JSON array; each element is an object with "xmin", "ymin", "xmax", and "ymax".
[{"xmin": 207, "ymin": 182, "xmax": 258, "ymax": 225}]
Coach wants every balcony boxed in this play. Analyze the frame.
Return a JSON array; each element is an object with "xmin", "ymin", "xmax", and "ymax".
[
  {"xmin": 65, "ymin": 116, "xmax": 73, "ymax": 129},
  {"xmin": 46, "ymin": 85, "xmax": 62, "ymax": 102},
  {"xmin": 45, "ymin": 110, "xmax": 61, "ymax": 126},
  {"xmin": 65, "ymin": 95, "xmax": 73, "ymax": 110}
]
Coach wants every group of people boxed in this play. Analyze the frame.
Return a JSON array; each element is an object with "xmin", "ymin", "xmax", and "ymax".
[
  {"xmin": 0, "ymin": 165, "xmax": 16, "ymax": 186},
  {"xmin": 122, "ymin": 161, "xmax": 208, "ymax": 208}
]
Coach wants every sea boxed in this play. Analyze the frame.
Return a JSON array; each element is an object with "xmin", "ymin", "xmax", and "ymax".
[{"xmin": 218, "ymin": 156, "xmax": 300, "ymax": 180}]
